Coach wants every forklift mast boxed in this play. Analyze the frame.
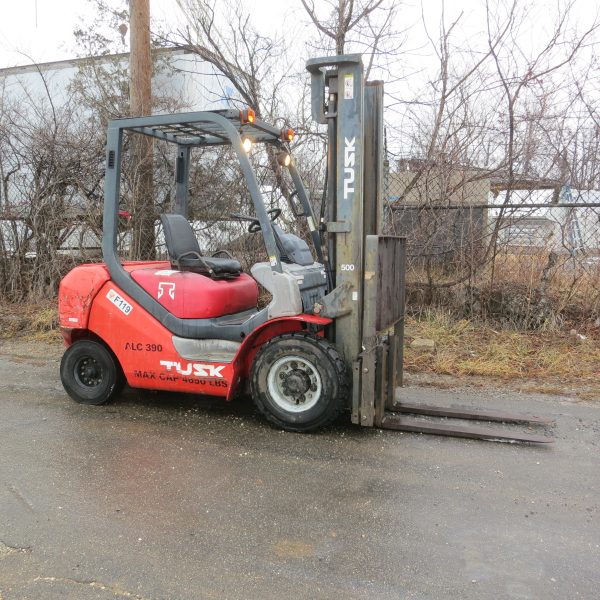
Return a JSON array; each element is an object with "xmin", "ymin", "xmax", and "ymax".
[
  {"xmin": 306, "ymin": 55, "xmax": 553, "ymax": 442},
  {"xmin": 307, "ymin": 55, "xmax": 404, "ymax": 427}
]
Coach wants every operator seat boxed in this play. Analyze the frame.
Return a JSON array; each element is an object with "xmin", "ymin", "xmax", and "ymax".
[{"xmin": 160, "ymin": 214, "xmax": 242, "ymax": 279}]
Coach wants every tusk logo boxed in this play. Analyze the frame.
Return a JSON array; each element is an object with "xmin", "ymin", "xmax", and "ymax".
[
  {"xmin": 159, "ymin": 360, "xmax": 225, "ymax": 378},
  {"xmin": 344, "ymin": 137, "xmax": 355, "ymax": 200},
  {"xmin": 157, "ymin": 282, "xmax": 176, "ymax": 300}
]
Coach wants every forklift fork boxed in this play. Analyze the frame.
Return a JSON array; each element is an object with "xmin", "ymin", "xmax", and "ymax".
[
  {"xmin": 380, "ymin": 412, "xmax": 553, "ymax": 444},
  {"xmin": 355, "ymin": 235, "xmax": 554, "ymax": 444}
]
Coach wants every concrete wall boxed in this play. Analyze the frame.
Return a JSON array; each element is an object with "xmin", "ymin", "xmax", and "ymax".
[{"xmin": 388, "ymin": 167, "xmax": 490, "ymax": 206}]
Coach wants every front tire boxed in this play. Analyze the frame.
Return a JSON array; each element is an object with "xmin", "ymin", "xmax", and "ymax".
[
  {"xmin": 60, "ymin": 340, "xmax": 124, "ymax": 405},
  {"xmin": 250, "ymin": 332, "xmax": 349, "ymax": 432}
]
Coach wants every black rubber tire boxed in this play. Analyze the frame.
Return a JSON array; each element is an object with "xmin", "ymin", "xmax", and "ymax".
[
  {"xmin": 60, "ymin": 340, "xmax": 125, "ymax": 406},
  {"xmin": 250, "ymin": 332, "xmax": 349, "ymax": 432}
]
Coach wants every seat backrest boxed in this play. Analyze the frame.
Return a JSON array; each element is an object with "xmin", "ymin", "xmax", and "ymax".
[
  {"xmin": 272, "ymin": 224, "xmax": 314, "ymax": 266},
  {"xmin": 160, "ymin": 214, "xmax": 201, "ymax": 261}
]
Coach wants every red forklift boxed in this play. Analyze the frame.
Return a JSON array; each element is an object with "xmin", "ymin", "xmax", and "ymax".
[{"xmin": 58, "ymin": 55, "xmax": 552, "ymax": 442}]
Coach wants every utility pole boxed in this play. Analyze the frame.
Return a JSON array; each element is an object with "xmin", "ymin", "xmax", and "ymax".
[{"xmin": 129, "ymin": 0, "xmax": 155, "ymax": 260}]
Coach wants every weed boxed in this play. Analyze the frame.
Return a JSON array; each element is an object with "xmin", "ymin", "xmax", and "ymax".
[
  {"xmin": 405, "ymin": 308, "xmax": 600, "ymax": 383},
  {"xmin": 0, "ymin": 302, "xmax": 60, "ymax": 342}
]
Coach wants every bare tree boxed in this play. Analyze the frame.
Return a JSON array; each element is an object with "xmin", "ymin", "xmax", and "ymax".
[
  {"xmin": 300, "ymin": 0, "xmax": 403, "ymax": 78},
  {"xmin": 0, "ymin": 70, "xmax": 103, "ymax": 300},
  {"xmin": 171, "ymin": 0, "xmax": 289, "ymax": 116},
  {"xmin": 386, "ymin": 0, "xmax": 600, "ymax": 324},
  {"xmin": 166, "ymin": 0, "xmax": 306, "ymax": 217}
]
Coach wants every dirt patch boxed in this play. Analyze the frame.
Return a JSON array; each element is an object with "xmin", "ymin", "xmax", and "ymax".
[
  {"xmin": 0, "ymin": 337, "xmax": 64, "ymax": 362},
  {"xmin": 273, "ymin": 539, "xmax": 316, "ymax": 558},
  {"xmin": 0, "ymin": 302, "xmax": 63, "ymax": 359},
  {"xmin": 0, "ymin": 541, "xmax": 30, "ymax": 558},
  {"xmin": 404, "ymin": 370, "xmax": 600, "ymax": 402}
]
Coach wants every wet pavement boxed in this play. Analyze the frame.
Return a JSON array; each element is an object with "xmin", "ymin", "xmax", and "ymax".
[{"xmin": 0, "ymin": 341, "xmax": 599, "ymax": 599}]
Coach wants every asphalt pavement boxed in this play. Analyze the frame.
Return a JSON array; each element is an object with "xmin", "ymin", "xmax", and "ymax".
[{"xmin": 0, "ymin": 340, "xmax": 598, "ymax": 599}]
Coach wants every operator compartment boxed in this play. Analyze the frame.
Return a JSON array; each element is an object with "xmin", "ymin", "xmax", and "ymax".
[{"xmin": 131, "ymin": 267, "xmax": 258, "ymax": 319}]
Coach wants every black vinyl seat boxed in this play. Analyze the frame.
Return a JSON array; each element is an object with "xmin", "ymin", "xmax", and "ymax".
[{"xmin": 160, "ymin": 214, "xmax": 242, "ymax": 278}]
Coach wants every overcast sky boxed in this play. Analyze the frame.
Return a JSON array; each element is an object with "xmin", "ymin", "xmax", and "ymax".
[
  {"xmin": 0, "ymin": 0, "xmax": 594, "ymax": 73},
  {"xmin": 0, "ymin": 1, "xmax": 496, "ymax": 67},
  {"xmin": 0, "ymin": 0, "xmax": 294, "ymax": 68}
]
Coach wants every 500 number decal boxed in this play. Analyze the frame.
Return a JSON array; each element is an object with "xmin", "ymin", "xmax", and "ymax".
[{"xmin": 340, "ymin": 264, "xmax": 355, "ymax": 271}]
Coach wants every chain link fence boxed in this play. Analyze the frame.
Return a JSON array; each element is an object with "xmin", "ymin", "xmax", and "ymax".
[
  {"xmin": 384, "ymin": 156, "xmax": 600, "ymax": 328},
  {"xmin": 2, "ymin": 86, "xmax": 600, "ymax": 331}
]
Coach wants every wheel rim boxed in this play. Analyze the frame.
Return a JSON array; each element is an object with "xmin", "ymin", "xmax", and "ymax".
[
  {"xmin": 74, "ymin": 356, "xmax": 103, "ymax": 388},
  {"xmin": 266, "ymin": 355, "xmax": 322, "ymax": 413}
]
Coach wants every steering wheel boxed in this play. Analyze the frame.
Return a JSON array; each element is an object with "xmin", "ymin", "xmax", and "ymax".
[
  {"xmin": 233, "ymin": 208, "xmax": 281, "ymax": 234},
  {"xmin": 267, "ymin": 208, "xmax": 282, "ymax": 221},
  {"xmin": 248, "ymin": 220, "xmax": 262, "ymax": 233}
]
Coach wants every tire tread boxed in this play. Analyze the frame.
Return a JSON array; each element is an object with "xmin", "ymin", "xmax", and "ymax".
[
  {"xmin": 251, "ymin": 332, "xmax": 349, "ymax": 432},
  {"xmin": 60, "ymin": 339, "xmax": 124, "ymax": 405}
]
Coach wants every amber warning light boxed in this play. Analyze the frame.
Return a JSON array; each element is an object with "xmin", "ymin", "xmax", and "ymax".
[
  {"xmin": 280, "ymin": 128, "xmax": 295, "ymax": 142},
  {"xmin": 240, "ymin": 108, "xmax": 255, "ymax": 124}
]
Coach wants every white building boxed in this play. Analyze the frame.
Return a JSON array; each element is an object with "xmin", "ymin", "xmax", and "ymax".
[
  {"xmin": 0, "ymin": 47, "xmax": 236, "ymax": 113},
  {"xmin": 0, "ymin": 48, "xmax": 239, "ymax": 258},
  {"xmin": 490, "ymin": 188, "xmax": 600, "ymax": 254}
]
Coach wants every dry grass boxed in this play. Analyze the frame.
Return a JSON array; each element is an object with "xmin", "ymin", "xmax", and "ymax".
[
  {"xmin": 0, "ymin": 301, "xmax": 61, "ymax": 343},
  {"xmin": 492, "ymin": 252, "xmax": 600, "ymax": 317},
  {"xmin": 407, "ymin": 250, "xmax": 600, "ymax": 328},
  {"xmin": 2, "ymin": 300, "xmax": 600, "ymax": 400},
  {"xmin": 405, "ymin": 308, "xmax": 600, "ymax": 382}
]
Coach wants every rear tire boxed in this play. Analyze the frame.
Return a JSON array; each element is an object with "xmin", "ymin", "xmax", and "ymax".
[
  {"xmin": 60, "ymin": 340, "xmax": 124, "ymax": 405},
  {"xmin": 250, "ymin": 332, "xmax": 348, "ymax": 432}
]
